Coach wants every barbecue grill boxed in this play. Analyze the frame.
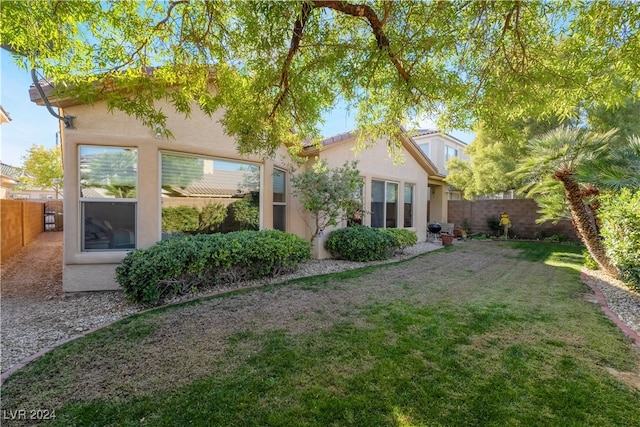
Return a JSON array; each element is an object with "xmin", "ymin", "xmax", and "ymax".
[{"xmin": 427, "ymin": 223, "xmax": 442, "ymax": 241}]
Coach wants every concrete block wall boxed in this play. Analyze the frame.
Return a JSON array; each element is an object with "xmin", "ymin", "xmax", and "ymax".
[
  {"xmin": 1, "ymin": 200, "xmax": 45, "ymax": 262},
  {"xmin": 448, "ymin": 199, "xmax": 578, "ymax": 241}
]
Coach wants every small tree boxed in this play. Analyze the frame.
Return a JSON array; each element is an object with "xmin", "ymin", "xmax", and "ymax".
[
  {"xmin": 20, "ymin": 144, "xmax": 63, "ymax": 189},
  {"xmin": 291, "ymin": 159, "xmax": 362, "ymax": 243}
]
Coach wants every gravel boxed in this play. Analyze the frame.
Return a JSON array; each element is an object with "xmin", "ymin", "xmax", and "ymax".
[
  {"xmin": 582, "ymin": 269, "xmax": 640, "ymax": 334},
  {"xmin": 2, "ymin": 239, "xmax": 639, "ymax": 376},
  {"xmin": 1, "ymin": 241, "xmax": 441, "ymax": 374}
]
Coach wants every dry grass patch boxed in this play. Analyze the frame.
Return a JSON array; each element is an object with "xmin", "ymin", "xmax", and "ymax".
[{"xmin": 2, "ymin": 242, "xmax": 639, "ymax": 426}]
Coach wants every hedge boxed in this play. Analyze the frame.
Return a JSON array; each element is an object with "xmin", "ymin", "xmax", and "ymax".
[
  {"xmin": 325, "ymin": 226, "xmax": 399, "ymax": 262},
  {"xmin": 599, "ymin": 189, "xmax": 640, "ymax": 291},
  {"xmin": 116, "ymin": 230, "xmax": 311, "ymax": 305}
]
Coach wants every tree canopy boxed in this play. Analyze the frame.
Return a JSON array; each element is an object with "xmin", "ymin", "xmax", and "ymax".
[
  {"xmin": 446, "ymin": 117, "xmax": 564, "ymax": 198},
  {"xmin": 20, "ymin": 143, "xmax": 63, "ymax": 189},
  {"xmin": 2, "ymin": 1, "xmax": 639, "ymax": 156}
]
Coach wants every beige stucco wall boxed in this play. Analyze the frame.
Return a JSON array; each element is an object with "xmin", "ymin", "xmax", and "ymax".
[
  {"xmin": 414, "ymin": 134, "xmax": 469, "ymax": 176},
  {"xmin": 315, "ymin": 136, "xmax": 429, "ymax": 258},
  {"xmin": 58, "ymin": 98, "xmax": 434, "ymax": 292},
  {"xmin": 60, "ymin": 99, "xmax": 300, "ymax": 291}
]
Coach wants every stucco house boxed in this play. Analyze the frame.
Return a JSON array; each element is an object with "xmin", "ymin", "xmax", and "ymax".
[
  {"xmin": 30, "ymin": 83, "xmax": 440, "ymax": 292},
  {"xmin": 412, "ymin": 129, "xmax": 470, "ymax": 203},
  {"xmin": 305, "ymin": 130, "xmax": 442, "ymax": 258},
  {"xmin": 1, "ymin": 163, "xmax": 22, "ymax": 199},
  {"xmin": 0, "ymin": 105, "xmax": 11, "ymax": 125}
]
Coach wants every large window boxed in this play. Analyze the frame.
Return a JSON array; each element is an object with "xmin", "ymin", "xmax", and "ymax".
[
  {"xmin": 273, "ymin": 168, "xmax": 286, "ymax": 231},
  {"xmin": 371, "ymin": 180, "xmax": 398, "ymax": 228},
  {"xmin": 80, "ymin": 146, "xmax": 137, "ymax": 251},
  {"xmin": 404, "ymin": 183, "xmax": 414, "ymax": 228},
  {"xmin": 445, "ymin": 146, "xmax": 458, "ymax": 163},
  {"xmin": 161, "ymin": 153, "xmax": 260, "ymax": 238}
]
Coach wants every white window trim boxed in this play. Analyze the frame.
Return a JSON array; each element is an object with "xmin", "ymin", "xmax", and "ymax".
[
  {"xmin": 371, "ymin": 179, "xmax": 400, "ymax": 229},
  {"xmin": 272, "ymin": 167, "xmax": 287, "ymax": 231},
  {"xmin": 78, "ymin": 145, "xmax": 139, "ymax": 252},
  {"xmin": 158, "ymin": 151, "xmax": 263, "ymax": 239},
  {"xmin": 404, "ymin": 182, "xmax": 415, "ymax": 229},
  {"xmin": 445, "ymin": 145, "xmax": 459, "ymax": 163}
]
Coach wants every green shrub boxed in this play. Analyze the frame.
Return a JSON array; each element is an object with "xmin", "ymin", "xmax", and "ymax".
[
  {"xmin": 162, "ymin": 206, "xmax": 199, "ymax": 234},
  {"xmin": 226, "ymin": 198, "xmax": 260, "ymax": 231},
  {"xmin": 199, "ymin": 202, "xmax": 227, "ymax": 233},
  {"xmin": 544, "ymin": 233, "xmax": 569, "ymax": 243},
  {"xmin": 116, "ymin": 230, "xmax": 311, "ymax": 305},
  {"xmin": 325, "ymin": 226, "xmax": 397, "ymax": 262},
  {"xmin": 487, "ymin": 216, "xmax": 501, "ymax": 235},
  {"xmin": 598, "ymin": 189, "xmax": 640, "ymax": 291},
  {"xmin": 379, "ymin": 228, "xmax": 417, "ymax": 254},
  {"xmin": 583, "ymin": 250, "xmax": 599, "ymax": 270}
]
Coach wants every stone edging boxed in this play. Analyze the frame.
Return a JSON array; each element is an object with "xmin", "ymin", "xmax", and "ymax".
[{"xmin": 581, "ymin": 271, "xmax": 640, "ymax": 347}]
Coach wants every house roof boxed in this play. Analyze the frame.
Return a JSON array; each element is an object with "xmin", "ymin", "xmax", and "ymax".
[
  {"xmin": 29, "ymin": 66, "xmax": 216, "ymax": 109},
  {"xmin": 412, "ymin": 128, "xmax": 468, "ymax": 146},
  {"xmin": 415, "ymin": 128, "xmax": 439, "ymax": 136},
  {"xmin": 165, "ymin": 169, "xmax": 258, "ymax": 198},
  {"xmin": 1, "ymin": 163, "xmax": 22, "ymax": 180},
  {"xmin": 0, "ymin": 105, "xmax": 11, "ymax": 124}
]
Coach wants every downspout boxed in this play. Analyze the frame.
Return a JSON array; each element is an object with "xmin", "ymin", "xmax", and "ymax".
[{"xmin": 30, "ymin": 68, "xmax": 75, "ymax": 129}]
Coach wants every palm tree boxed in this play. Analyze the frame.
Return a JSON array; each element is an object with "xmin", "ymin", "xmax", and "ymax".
[
  {"xmin": 512, "ymin": 126, "xmax": 619, "ymax": 277},
  {"xmin": 575, "ymin": 135, "xmax": 640, "ymax": 191}
]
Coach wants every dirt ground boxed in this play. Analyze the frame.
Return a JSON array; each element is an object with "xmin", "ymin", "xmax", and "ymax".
[{"xmin": 0, "ymin": 231, "xmax": 63, "ymax": 300}]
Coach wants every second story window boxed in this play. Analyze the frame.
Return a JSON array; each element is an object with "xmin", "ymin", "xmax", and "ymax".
[{"xmin": 445, "ymin": 146, "xmax": 458, "ymax": 163}]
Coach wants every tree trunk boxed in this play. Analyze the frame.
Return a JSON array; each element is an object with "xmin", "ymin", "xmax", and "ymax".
[{"xmin": 557, "ymin": 174, "xmax": 618, "ymax": 277}]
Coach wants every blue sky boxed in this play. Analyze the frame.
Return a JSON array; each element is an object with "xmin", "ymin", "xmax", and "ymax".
[
  {"xmin": 1, "ymin": 50, "xmax": 474, "ymax": 167},
  {"xmin": 1, "ymin": 51, "xmax": 61, "ymax": 167}
]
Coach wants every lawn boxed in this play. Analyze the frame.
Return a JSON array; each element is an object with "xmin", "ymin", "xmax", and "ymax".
[{"xmin": 2, "ymin": 241, "xmax": 639, "ymax": 426}]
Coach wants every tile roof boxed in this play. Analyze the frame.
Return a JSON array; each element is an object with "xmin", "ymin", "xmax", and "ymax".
[
  {"xmin": 1, "ymin": 163, "xmax": 22, "ymax": 180},
  {"xmin": 318, "ymin": 131, "xmax": 358, "ymax": 147},
  {"xmin": 415, "ymin": 128, "xmax": 439, "ymax": 136},
  {"xmin": 168, "ymin": 169, "xmax": 259, "ymax": 198}
]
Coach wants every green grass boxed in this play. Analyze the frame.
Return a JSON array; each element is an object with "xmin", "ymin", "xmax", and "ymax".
[{"xmin": 2, "ymin": 241, "xmax": 639, "ymax": 426}]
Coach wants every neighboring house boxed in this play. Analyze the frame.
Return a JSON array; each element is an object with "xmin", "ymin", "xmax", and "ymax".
[
  {"xmin": 411, "ymin": 129, "xmax": 470, "ymax": 220},
  {"xmin": 9, "ymin": 187, "xmax": 62, "ymax": 201},
  {"xmin": 1, "ymin": 163, "xmax": 23, "ymax": 199},
  {"xmin": 30, "ymin": 82, "xmax": 441, "ymax": 292},
  {"xmin": 1, "ymin": 106, "xmax": 16, "ymax": 198},
  {"xmin": 0, "ymin": 105, "xmax": 11, "ymax": 124}
]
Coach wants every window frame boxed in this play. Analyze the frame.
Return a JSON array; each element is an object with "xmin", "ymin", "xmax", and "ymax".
[
  {"xmin": 272, "ymin": 167, "xmax": 287, "ymax": 231},
  {"xmin": 159, "ymin": 151, "xmax": 262, "ymax": 238},
  {"xmin": 78, "ymin": 145, "xmax": 138, "ymax": 252},
  {"xmin": 404, "ymin": 183, "xmax": 415, "ymax": 228},
  {"xmin": 445, "ymin": 145, "xmax": 459, "ymax": 163},
  {"xmin": 370, "ymin": 179, "xmax": 400, "ymax": 229}
]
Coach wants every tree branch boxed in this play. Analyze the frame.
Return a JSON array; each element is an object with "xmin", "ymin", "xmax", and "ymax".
[
  {"xmin": 270, "ymin": 1, "xmax": 421, "ymax": 122},
  {"xmin": 312, "ymin": 0, "xmax": 411, "ymax": 82},
  {"xmin": 269, "ymin": 2, "xmax": 313, "ymax": 121}
]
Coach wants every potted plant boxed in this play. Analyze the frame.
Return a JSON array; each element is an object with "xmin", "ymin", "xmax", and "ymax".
[{"xmin": 441, "ymin": 233, "xmax": 455, "ymax": 246}]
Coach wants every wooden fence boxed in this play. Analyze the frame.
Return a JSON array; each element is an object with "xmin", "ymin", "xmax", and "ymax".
[{"xmin": 1, "ymin": 200, "xmax": 45, "ymax": 262}]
